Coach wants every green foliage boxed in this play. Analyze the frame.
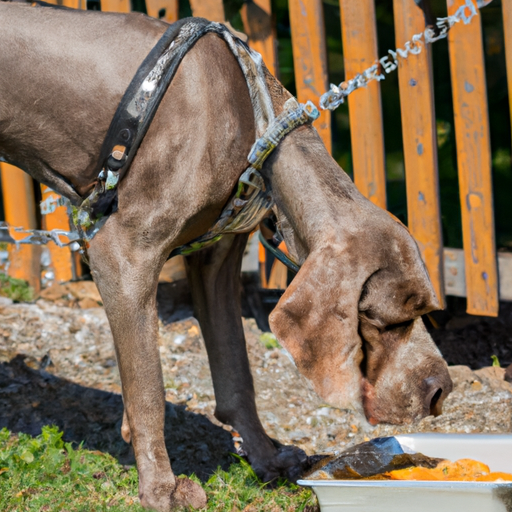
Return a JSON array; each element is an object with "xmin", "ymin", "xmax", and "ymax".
[
  {"xmin": 201, "ymin": 456, "xmax": 317, "ymax": 511},
  {"xmin": 0, "ymin": 426, "xmax": 318, "ymax": 511},
  {"xmin": 0, "ymin": 426, "xmax": 141, "ymax": 511},
  {"xmin": 0, "ymin": 272, "xmax": 34, "ymax": 302},
  {"xmin": 260, "ymin": 332, "xmax": 281, "ymax": 350},
  {"xmin": 491, "ymin": 355, "xmax": 501, "ymax": 368}
]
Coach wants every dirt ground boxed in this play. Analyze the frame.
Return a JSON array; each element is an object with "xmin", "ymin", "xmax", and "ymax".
[{"xmin": 0, "ymin": 284, "xmax": 511, "ymax": 480}]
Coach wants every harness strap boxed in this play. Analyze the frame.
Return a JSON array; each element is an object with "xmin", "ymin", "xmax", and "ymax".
[
  {"xmin": 93, "ymin": 18, "xmax": 193, "ymax": 186},
  {"xmin": 74, "ymin": 17, "xmax": 275, "ymax": 241}
]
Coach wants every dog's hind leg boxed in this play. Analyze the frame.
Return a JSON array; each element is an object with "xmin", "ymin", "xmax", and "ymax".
[
  {"xmin": 186, "ymin": 234, "xmax": 308, "ymax": 483},
  {"xmin": 87, "ymin": 219, "xmax": 206, "ymax": 512}
]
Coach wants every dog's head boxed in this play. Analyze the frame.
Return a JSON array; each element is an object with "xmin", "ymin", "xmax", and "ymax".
[{"xmin": 269, "ymin": 210, "xmax": 452, "ymax": 425}]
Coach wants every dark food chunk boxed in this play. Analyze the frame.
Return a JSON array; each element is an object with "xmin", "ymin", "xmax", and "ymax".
[{"xmin": 306, "ymin": 437, "xmax": 443, "ymax": 480}]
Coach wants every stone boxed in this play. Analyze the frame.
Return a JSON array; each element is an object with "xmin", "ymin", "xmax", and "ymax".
[{"xmin": 66, "ymin": 281, "xmax": 102, "ymax": 303}]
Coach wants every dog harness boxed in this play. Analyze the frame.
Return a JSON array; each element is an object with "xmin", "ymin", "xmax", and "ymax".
[{"xmin": 71, "ymin": 17, "xmax": 319, "ymax": 258}]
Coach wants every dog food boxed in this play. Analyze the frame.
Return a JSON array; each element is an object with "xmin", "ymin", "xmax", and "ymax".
[{"xmin": 306, "ymin": 437, "xmax": 512, "ymax": 482}]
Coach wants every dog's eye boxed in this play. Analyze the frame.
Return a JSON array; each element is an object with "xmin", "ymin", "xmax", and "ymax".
[{"xmin": 383, "ymin": 319, "xmax": 414, "ymax": 332}]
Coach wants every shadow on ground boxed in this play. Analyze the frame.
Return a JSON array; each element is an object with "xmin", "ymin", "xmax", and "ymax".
[
  {"xmin": 428, "ymin": 300, "xmax": 512, "ymax": 369},
  {"xmin": 156, "ymin": 277, "xmax": 284, "ymax": 332},
  {"xmin": 0, "ymin": 355, "xmax": 235, "ymax": 480}
]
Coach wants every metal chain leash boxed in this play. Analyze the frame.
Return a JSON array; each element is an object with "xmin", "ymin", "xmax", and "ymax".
[{"xmin": 320, "ymin": 0, "xmax": 494, "ymax": 111}]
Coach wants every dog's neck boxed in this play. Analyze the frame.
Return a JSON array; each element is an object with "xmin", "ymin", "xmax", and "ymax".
[{"xmin": 265, "ymin": 124, "xmax": 364, "ymax": 264}]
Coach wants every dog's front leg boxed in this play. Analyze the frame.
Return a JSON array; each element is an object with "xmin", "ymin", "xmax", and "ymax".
[
  {"xmin": 87, "ymin": 222, "xmax": 206, "ymax": 512},
  {"xmin": 186, "ymin": 234, "xmax": 308, "ymax": 483}
]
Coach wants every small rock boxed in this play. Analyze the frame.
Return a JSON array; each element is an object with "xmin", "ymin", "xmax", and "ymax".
[
  {"xmin": 474, "ymin": 366, "xmax": 512, "ymax": 394},
  {"xmin": 67, "ymin": 281, "xmax": 102, "ymax": 303},
  {"xmin": 40, "ymin": 283, "xmax": 69, "ymax": 301},
  {"xmin": 474, "ymin": 366, "xmax": 505, "ymax": 382},
  {"xmin": 505, "ymin": 364, "xmax": 512, "ymax": 384},
  {"xmin": 448, "ymin": 365, "xmax": 479, "ymax": 386},
  {"xmin": 0, "ymin": 297, "xmax": 13, "ymax": 307},
  {"xmin": 78, "ymin": 297, "xmax": 101, "ymax": 309}
]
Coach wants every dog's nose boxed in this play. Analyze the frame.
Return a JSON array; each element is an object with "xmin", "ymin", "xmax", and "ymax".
[{"xmin": 424, "ymin": 377, "xmax": 446, "ymax": 417}]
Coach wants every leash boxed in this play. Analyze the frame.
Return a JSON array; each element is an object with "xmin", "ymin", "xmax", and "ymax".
[
  {"xmin": 320, "ymin": 0, "xmax": 493, "ymax": 110},
  {"xmin": 258, "ymin": 231, "xmax": 300, "ymax": 274}
]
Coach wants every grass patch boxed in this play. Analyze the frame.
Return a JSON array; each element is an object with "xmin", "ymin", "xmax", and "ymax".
[
  {"xmin": 259, "ymin": 333, "xmax": 281, "ymax": 350},
  {"xmin": 0, "ymin": 426, "xmax": 318, "ymax": 511},
  {"xmin": 0, "ymin": 272, "xmax": 34, "ymax": 302}
]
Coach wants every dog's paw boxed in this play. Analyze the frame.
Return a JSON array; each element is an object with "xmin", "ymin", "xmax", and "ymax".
[
  {"xmin": 250, "ymin": 441, "xmax": 309, "ymax": 484},
  {"xmin": 169, "ymin": 477, "xmax": 207, "ymax": 510},
  {"xmin": 140, "ymin": 476, "xmax": 206, "ymax": 511}
]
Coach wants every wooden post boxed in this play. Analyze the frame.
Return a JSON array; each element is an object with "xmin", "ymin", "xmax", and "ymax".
[
  {"xmin": 503, "ymin": 0, "xmax": 512, "ymax": 148},
  {"xmin": 393, "ymin": 0, "xmax": 445, "ymax": 307},
  {"xmin": 241, "ymin": 0, "xmax": 278, "ymax": 77},
  {"xmin": 189, "ymin": 0, "xmax": 224, "ymax": 22},
  {"xmin": 40, "ymin": 187, "xmax": 76, "ymax": 282},
  {"xmin": 0, "ymin": 164, "xmax": 41, "ymax": 292},
  {"xmin": 447, "ymin": 0, "xmax": 498, "ymax": 316},
  {"xmin": 288, "ymin": 0, "xmax": 331, "ymax": 153},
  {"xmin": 101, "ymin": 0, "xmax": 131, "ymax": 13},
  {"xmin": 46, "ymin": 0, "xmax": 85, "ymax": 9},
  {"xmin": 145, "ymin": 0, "xmax": 179, "ymax": 23},
  {"xmin": 62, "ymin": 0, "xmax": 85, "ymax": 8},
  {"xmin": 339, "ymin": 0, "xmax": 387, "ymax": 209}
]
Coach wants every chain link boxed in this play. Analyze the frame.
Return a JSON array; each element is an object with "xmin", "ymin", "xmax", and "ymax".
[{"xmin": 320, "ymin": 0, "xmax": 492, "ymax": 111}]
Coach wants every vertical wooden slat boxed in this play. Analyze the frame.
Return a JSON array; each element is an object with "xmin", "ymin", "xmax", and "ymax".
[
  {"xmin": 189, "ymin": 0, "xmax": 224, "ymax": 22},
  {"xmin": 45, "ymin": 0, "xmax": 85, "ymax": 9},
  {"xmin": 393, "ymin": 0, "xmax": 445, "ymax": 307},
  {"xmin": 100, "ymin": 0, "xmax": 131, "ymax": 13},
  {"xmin": 503, "ymin": 0, "xmax": 512, "ymax": 146},
  {"xmin": 40, "ymin": 187, "xmax": 75, "ymax": 282},
  {"xmin": 241, "ymin": 0, "xmax": 278, "ymax": 76},
  {"xmin": 145, "ymin": 0, "xmax": 179, "ymax": 24},
  {"xmin": 62, "ymin": 0, "xmax": 85, "ymax": 8},
  {"xmin": 267, "ymin": 242, "xmax": 288, "ymax": 289},
  {"xmin": 0, "ymin": 164, "xmax": 41, "ymax": 291},
  {"xmin": 288, "ymin": 0, "xmax": 331, "ymax": 153},
  {"xmin": 258, "ymin": 242, "xmax": 268, "ymax": 288},
  {"xmin": 339, "ymin": 0, "xmax": 387, "ymax": 208},
  {"xmin": 447, "ymin": 0, "xmax": 498, "ymax": 316}
]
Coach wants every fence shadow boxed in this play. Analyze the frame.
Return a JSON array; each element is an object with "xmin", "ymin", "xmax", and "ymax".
[{"xmin": 0, "ymin": 355, "xmax": 235, "ymax": 480}]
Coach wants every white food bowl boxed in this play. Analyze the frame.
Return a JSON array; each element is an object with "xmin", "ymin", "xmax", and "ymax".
[{"xmin": 298, "ymin": 434, "xmax": 512, "ymax": 512}]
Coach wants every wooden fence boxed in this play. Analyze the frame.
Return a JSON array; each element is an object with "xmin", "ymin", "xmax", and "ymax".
[{"xmin": 1, "ymin": 0, "xmax": 509, "ymax": 317}]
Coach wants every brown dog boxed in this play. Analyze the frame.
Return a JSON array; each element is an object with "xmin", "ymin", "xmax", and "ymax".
[{"xmin": 0, "ymin": 4, "xmax": 452, "ymax": 510}]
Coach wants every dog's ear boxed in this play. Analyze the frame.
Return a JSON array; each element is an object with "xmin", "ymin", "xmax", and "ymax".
[{"xmin": 269, "ymin": 245, "xmax": 365, "ymax": 410}]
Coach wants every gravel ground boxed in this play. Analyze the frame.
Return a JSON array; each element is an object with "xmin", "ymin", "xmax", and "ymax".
[{"xmin": 0, "ymin": 291, "xmax": 511, "ymax": 474}]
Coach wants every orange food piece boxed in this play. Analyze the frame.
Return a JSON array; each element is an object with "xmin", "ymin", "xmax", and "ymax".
[
  {"xmin": 476, "ymin": 472, "xmax": 512, "ymax": 482},
  {"xmin": 386, "ymin": 465, "xmax": 448, "ymax": 481},
  {"xmin": 385, "ymin": 458, "xmax": 511, "ymax": 481}
]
